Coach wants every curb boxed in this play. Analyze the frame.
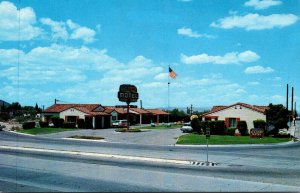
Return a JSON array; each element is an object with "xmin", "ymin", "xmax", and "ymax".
[
  {"xmin": 0, "ymin": 145, "xmax": 215, "ymax": 167},
  {"xmin": 174, "ymin": 140, "xmax": 298, "ymax": 148},
  {"xmin": 4, "ymin": 130, "xmax": 35, "ymax": 136}
]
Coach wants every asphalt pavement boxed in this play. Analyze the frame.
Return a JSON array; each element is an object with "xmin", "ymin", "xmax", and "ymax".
[
  {"xmin": 0, "ymin": 121, "xmax": 299, "ymax": 191},
  {"xmin": 38, "ymin": 127, "xmax": 183, "ymax": 145}
]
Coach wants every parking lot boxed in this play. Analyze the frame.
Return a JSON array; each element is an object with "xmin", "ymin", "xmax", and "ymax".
[{"xmin": 39, "ymin": 127, "xmax": 183, "ymax": 145}]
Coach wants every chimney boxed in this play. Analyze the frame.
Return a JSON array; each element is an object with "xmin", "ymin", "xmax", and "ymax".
[{"xmin": 140, "ymin": 100, "xmax": 143, "ymax": 109}]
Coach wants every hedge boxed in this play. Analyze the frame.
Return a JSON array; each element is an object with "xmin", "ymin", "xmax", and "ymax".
[
  {"xmin": 225, "ymin": 127, "xmax": 236, "ymax": 136},
  {"xmin": 39, "ymin": 121, "xmax": 49, "ymax": 128},
  {"xmin": 22, "ymin": 121, "xmax": 35, "ymax": 130},
  {"xmin": 191, "ymin": 118, "xmax": 201, "ymax": 133},
  {"xmin": 199, "ymin": 121, "xmax": 226, "ymax": 135}
]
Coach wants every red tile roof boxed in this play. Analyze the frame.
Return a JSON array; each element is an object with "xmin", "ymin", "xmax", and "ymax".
[
  {"xmin": 202, "ymin": 102, "xmax": 268, "ymax": 116},
  {"xmin": 43, "ymin": 104, "xmax": 109, "ymax": 116},
  {"xmin": 44, "ymin": 104, "xmax": 169, "ymax": 116},
  {"xmin": 145, "ymin": 109, "xmax": 169, "ymax": 115},
  {"xmin": 131, "ymin": 108, "xmax": 151, "ymax": 114}
]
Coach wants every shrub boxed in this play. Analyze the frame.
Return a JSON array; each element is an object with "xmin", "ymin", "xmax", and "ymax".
[
  {"xmin": 22, "ymin": 121, "xmax": 35, "ymax": 130},
  {"xmin": 274, "ymin": 118, "xmax": 288, "ymax": 130},
  {"xmin": 253, "ymin": 119, "xmax": 266, "ymax": 129},
  {"xmin": 59, "ymin": 118, "xmax": 64, "ymax": 128},
  {"xmin": 225, "ymin": 127, "xmax": 236, "ymax": 136},
  {"xmin": 51, "ymin": 116, "xmax": 60, "ymax": 127},
  {"xmin": 39, "ymin": 121, "xmax": 49, "ymax": 128},
  {"xmin": 210, "ymin": 121, "xmax": 226, "ymax": 135},
  {"xmin": 77, "ymin": 118, "xmax": 85, "ymax": 128},
  {"xmin": 237, "ymin": 121, "xmax": 248, "ymax": 136},
  {"xmin": 0, "ymin": 112, "xmax": 9, "ymax": 121},
  {"xmin": 115, "ymin": 128, "xmax": 141, "ymax": 132},
  {"xmin": 191, "ymin": 118, "xmax": 201, "ymax": 133},
  {"xmin": 63, "ymin": 122, "xmax": 76, "ymax": 128},
  {"xmin": 253, "ymin": 119, "xmax": 267, "ymax": 135}
]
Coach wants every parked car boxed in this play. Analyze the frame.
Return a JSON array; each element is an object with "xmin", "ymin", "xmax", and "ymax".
[
  {"xmin": 112, "ymin": 120, "xmax": 129, "ymax": 128},
  {"xmin": 180, "ymin": 122, "xmax": 193, "ymax": 133}
]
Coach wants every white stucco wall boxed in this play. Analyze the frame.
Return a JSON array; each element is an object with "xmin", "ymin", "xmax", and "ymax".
[
  {"xmin": 203, "ymin": 105, "xmax": 266, "ymax": 132},
  {"xmin": 60, "ymin": 108, "xmax": 87, "ymax": 120},
  {"xmin": 110, "ymin": 111, "xmax": 118, "ymax": 125}
]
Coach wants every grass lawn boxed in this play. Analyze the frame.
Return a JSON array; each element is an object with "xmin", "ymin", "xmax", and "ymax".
[
  {"xmin": 176, "ymin": 134, "xmax": 291, "ymax": 145},
  {"xmin": 140, "ymin": 124, "xmax": 182, "ymax": 130},
  {"xmin": 17, "ymin": 127, "xmax": 77, "ymax": 135}
]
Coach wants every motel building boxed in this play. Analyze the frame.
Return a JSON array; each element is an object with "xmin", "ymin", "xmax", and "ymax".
[
  {"xmin": 41, "ymin": 104, "xmax": 169, "ymax": 129},
  {"xmin": 201, "ymin": 102, "xmax": 268, "ymax": 133}
]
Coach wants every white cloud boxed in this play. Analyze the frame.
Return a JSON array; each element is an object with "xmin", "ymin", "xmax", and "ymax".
[
  {"xmin": 248, "ymin": 81, "xmax": 260, "ymax": 85},
  {"xmin": 67, "ymin": 19, "xmax": 96, "ymax": 43},
  {"xmin": 181, "ymin": 50, "xmax": 260, "ymax": 64},
  {"xmin": 40, "ymin": 18, "xmax": 68, "ymax": 41},
  {"xmin": 0, "ymin": 49, "xmax": 24, "ymax": 66},
  {"xmin": 177, "ymin": 27, "xmax": 215, "ymax": 38},
  {"xmin": 244, "ymin": 65, "xmax": 274, "ymax": 74},
  {"xmin": 128, "ymin": 55, "xmax": 154, "ymax": 68},
  {"xmin": 245, "ymin": 0, "xmax": 282, "ymax": 10},
  {"xmin": 0, "ymin": 44, "xmax": 123, "ymax": 84},
  {"xmin": 154, "ymin": 73, "xmax": 168, "ymax": 80},
  {"xmin": 210, "ymin": 13, "xmax": 298, "ymax": 30},
  {"xmin": 0, "ymin": 1, "xmax": 42, "ymax": 41}
]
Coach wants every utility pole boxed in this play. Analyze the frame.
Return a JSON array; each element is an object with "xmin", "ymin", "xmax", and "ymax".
[
  {"xmin": 286, "ymin": 84, "xmax": 289, "ymax": 110},
  {"xmin": 291, "ymin": 87, "xmax": 294, "ymax": 114}
]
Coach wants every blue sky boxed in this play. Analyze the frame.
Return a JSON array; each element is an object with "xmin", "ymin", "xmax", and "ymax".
[{"xmin": 0, "ymin": 0, "xmax": 299, "ymax": 110}]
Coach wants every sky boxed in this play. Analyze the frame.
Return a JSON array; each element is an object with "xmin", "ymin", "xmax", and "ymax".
[{"xmin": 0, "ymin": 0, "xmax": 299, "ymax": 111}]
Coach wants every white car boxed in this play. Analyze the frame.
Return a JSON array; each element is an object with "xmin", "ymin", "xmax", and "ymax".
[
  {"xmin": 112, "ymin": 120, "xmax": 128, "ymax": 128},
  {"xmin": 180, "ymin": 122, "xmax": 193, "ymax": 133}
]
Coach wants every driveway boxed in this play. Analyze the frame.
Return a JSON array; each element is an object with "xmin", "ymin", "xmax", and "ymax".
[{"xmin": 39, "ymin": 127, "xmax": 184, "ymax": 146}]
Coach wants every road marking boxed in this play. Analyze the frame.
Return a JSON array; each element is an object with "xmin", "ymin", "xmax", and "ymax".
[{"xmin": 0, "ymin": 145, "xmax": 216, "ymax": 166}]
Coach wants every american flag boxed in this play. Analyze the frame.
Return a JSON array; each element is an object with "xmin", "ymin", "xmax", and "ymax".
[{"xmin": 169, "ymin": 67, "xmax": 177, "ymax": 79}]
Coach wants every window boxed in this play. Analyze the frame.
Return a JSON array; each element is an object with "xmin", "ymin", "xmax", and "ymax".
[
  {"xmin": 229, "ymin": 118, "xmax": 237, "ymax": 128},
  {"xmin": 112, "ymin": 116, "xmax": 117, "ymax": 121}
]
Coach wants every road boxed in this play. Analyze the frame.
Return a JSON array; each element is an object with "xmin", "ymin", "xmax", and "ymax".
[{"xmin": 0, "ymin": 122, "xmax": 299, "ymax": 192}]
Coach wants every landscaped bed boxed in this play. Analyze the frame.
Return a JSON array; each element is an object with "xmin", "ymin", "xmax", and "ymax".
[
  {"xmin": 139, "ymin": 124, "xmax": 182, "ymax": 130},
  {"xmin": 16, "ymin": 127, "xmax": 76, "ymax": 135},
  {"xmin": 115, "ymin": 128, "xmax": 141, "ymax": 132},
  {"xmin": 176, "ymin": 134, "xmax": 291, "ymax": 145},
  {"xmin": 68, "ymin": 135, "xmax": 105, "ymax": 140}
]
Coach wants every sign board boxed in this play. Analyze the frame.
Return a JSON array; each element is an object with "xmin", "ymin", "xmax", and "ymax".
[
  {"xmin": 118, "ymin": 84, "xmax": 139, "ymax": 103},
  {"xmin": 206, "ymin": 127, "xmax": 210, "ymax": 139},
  {"xmin": 250, "ymin": 128, "xmax": 264, "ymax": 138}
]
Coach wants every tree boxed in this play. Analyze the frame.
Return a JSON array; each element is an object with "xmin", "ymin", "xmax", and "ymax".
[
  {"xmin": 8, "ymin": 102, "xmax": 22, "ymax": 116},
  {"xmin": 191, "ymin": 116, "xmax": 201, "ymax": 133},
  {"xmin": 265, "ymin": 103, "xmax": 290, "ymax": 134}
]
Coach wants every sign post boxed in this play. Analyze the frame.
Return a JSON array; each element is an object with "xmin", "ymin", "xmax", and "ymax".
[
  {"xmin": 118, "ymin": 84, "xmax": 139, "ymax": 130},
  {"xmin": 206, "ymin": 127, "xmax": 210, "ymax": 166}
]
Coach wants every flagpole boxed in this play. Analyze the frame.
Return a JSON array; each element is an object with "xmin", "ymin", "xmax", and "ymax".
[{"xmin": 168, "ymin": 65, "xmax": 170, "ymax": 124}]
